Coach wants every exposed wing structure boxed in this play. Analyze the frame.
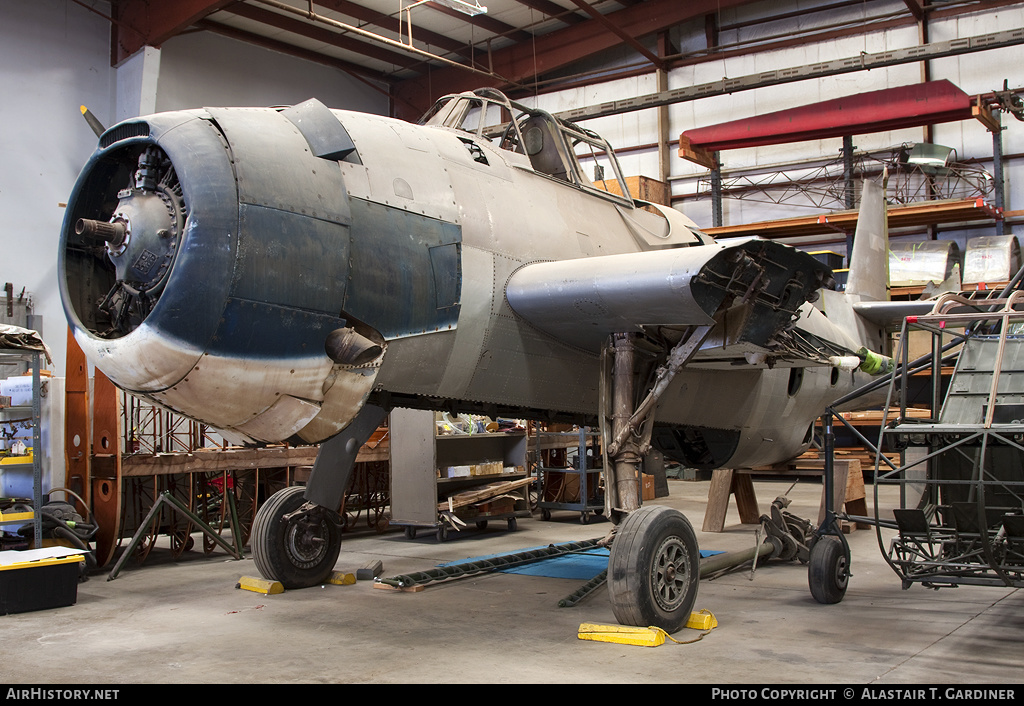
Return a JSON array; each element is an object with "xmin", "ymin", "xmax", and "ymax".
[{"xmin": 506, "ymin": 237, "xmax": 834, "ymax": 354}]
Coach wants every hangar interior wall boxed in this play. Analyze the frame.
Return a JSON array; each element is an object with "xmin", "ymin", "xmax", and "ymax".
[
  {"xmin": 524, "ymin": 0, "xmax": 1022, "ymax": 262},
  {"xmin": 0, "ymin": 0, "xmax": 389, "ymax": 376}
]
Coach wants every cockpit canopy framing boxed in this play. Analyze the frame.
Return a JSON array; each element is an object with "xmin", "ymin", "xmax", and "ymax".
[{"xmin": 420, "ymin": 88, "xmax": 635, "ymax": 208}]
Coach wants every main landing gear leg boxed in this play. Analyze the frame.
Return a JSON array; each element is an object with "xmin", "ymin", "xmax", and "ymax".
[
  {"xmin": 251, "ymin": 404, "xmax": 389, "ymax": 588},
  {"xmin": 601, "ymin": 330, "xmax": 709, "ymax": 632}
]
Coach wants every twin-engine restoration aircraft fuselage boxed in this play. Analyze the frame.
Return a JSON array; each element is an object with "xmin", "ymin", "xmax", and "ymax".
[{"xmin": 60, "ymin": 89, "xmax": 896, "ymax": 631}]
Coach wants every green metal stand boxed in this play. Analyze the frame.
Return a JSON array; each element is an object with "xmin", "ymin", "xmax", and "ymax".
[{"xmin": 108, "ymin": 489, "xmax": 243, "ymax": 581}]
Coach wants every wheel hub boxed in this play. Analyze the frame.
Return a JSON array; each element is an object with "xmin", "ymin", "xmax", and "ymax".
[
  {"xmin": 652, "ymin": 536, "xmax": 690, "ymax": 612},
  {"xmin": 285, "ymin": 513, "xmax": 330, "ymax": 569},
  {"xmin": 834, "ymin": 554, "xmax": 849, "ymax": 588}
]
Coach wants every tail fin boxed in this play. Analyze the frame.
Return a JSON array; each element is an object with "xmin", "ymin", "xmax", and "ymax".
[{"xmin": 844, "ymin": 176, "xmax": 889, "ymax": 302}]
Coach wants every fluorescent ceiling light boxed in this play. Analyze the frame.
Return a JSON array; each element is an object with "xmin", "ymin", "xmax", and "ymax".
[{"xmin": 431, "ymin": 0, "xmax": 488, "ymax": 15}]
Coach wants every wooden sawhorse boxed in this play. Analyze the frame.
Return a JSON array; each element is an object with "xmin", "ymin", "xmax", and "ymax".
[{"xmin": 701, "ymin": 460, "xmax": 867, "ymax": 532}]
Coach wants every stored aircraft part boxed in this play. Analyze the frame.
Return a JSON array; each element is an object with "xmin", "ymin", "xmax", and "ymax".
[
  {"xmin": 559, "ymin": 569, "xmax": 609, "ymax": 607},
  {"xmin": 608, "ymin": 505, "xmax": 700, "ymax": 633},
  {"xmin": 697, "ymin": 541, "xmax": 777, "ymax": 577},
  {"xmin": 844, "ymin": 178, "xmax": 889, "ymax": 302},
  {"xmin": 251, "ymin": 486, "xmax": 342, "ymax": 589},
  {"xmin": 762, "ymin": 496, "xmax": 816, "ymax": 564}
]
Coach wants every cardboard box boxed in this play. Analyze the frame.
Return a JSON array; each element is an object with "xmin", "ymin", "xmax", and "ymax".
[
  {"xmin": 0, "ymin": 547, "xmax": 84, "ymax": 615},
  {"xmin": 0, "ymin": 377, "xmax": 34, "ymax": 407},
  {"xmin": 475, "ymin": 495, "xmax": 516, "ymax": 516},
  {"xmin": 444, "ymin": 465, "xmax": 471, "ymax": 478},
  {"xmin": 642, "ymin": 474, "xmax": 655, "ymax": 501}
]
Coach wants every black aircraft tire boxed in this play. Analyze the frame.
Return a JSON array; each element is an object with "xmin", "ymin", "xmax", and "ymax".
[
  {"xmin": 808, "ymin": 535, "xmax": 849, "ymax": 604},
  {"xmin": 251, "ymin": 486, "xmax": 341, "ymax": 589},
  {"xmin": 608, "ymin": 505, "xmax": 700, "ymax": 633}
]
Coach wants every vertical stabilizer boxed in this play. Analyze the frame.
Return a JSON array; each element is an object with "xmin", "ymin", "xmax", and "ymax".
[{"xmin": 845, "ymin": 177, "xmax": 889, "ymax": 301}]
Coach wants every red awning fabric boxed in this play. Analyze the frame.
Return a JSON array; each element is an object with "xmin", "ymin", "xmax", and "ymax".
[{"xmin": 681, "ymin": 80, "xmax": 973, "ymax": 152}]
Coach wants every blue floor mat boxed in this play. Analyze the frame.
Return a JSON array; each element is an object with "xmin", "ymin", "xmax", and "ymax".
[
  {"xmin": 499, "ymin": 547, "xmax": 610, "ymax": 580},
  {"xmin": 442, "ymin": 547, "xmax": 723, "ymax": 581}
]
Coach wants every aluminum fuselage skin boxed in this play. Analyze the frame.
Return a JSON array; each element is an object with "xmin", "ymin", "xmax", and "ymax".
[{"xmin": 60, "ymin": 103, "xmax": 879, "ymax": 471}]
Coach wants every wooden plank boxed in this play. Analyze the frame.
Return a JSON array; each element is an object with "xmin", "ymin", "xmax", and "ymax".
[
  {"xmin": 702, "ymin": 469, "xmax": 733, "ymax": 532},
  {"xmin": 733, "ymin": 473, "xmax": 760, "ymax": 524},
  {"xmin": 704, "ymin": 198, "xmax": 999, "ymax": 240},
  {"xmin": 122, "ymin": 446, "xmax": 321, "ymax": 476},
  {"xmin": 703, "ymin": 469, "xmax": 761, "ymax": 532},
  {"xmin": 120, "ymin": 439, "xmax": 389, "ymax": 477},
  {"xmin": 438, "ymin": 476, "xmax": 535, "ymax": 512}
]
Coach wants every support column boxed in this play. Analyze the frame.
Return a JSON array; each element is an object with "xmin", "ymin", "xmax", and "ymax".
[
  {"xmin": 711, "ymin": 152, "xmax": 723, "ymax": 228},
  {"xmin": 842, "ymin": 135, "xmax": 856, "ymax": 257},
  {"xmin": 116, "ymin": 45, "xmax": 161, "ymax": 122},
  {"xmin": 992, "ymin": 110, "xmax": 1006, "ymax": 236},
  {"xmin": 656, "ymin": 31, "xmax": 674, "ymax": 187}
]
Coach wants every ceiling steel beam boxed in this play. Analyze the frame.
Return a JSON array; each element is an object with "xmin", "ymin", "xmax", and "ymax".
[
  {"xmin": 111, "ymin": 0, "xmax": 235, "ymax": 64},
  {"xmin": 564, "ymin": 0, "xmax": 665, "ymax": 70},
  {"xmin": 551, "ymin": 27, "xmax": 1024, "ymax": 124},
  {"xmin": 392, "ymin": 0, "xmax": 755, "ymax": 119},
  {"xmin": 253, "ymin": 0, "xmax": 512, "ymax": 84},
  {"xmin": 902, "ymin": 0, "xmax": 925, "ymax": 21},
  {"xmin": 512, "ymin": 0, "xmax": 588, "ymax": 26},
  {"xmin": 221, "ymin": 3, "xmax": 424, "ymax": 71},
  {"xmin": 196, "ymin": 18, "xmax": 397, "ymax": 86}
]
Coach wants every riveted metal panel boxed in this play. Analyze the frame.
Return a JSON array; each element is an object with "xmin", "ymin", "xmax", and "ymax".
[
  {"xmin": 234, "ymin": 203, "xmax": 349, "ymax": 315},
  {"xmin": 344, "ymin": 198, "xmax": 461, "ymax": 340},
  {"xmin": 205, "ymin": 107, "xmax": 351, "ymax": 225}
]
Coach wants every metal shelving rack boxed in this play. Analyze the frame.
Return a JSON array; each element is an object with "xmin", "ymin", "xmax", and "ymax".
[
  {"xmin": 389, "ymin": 408, "xmax": 530, "ymax": 541},
  {"xmin": 0, "ymin": 349, "xmax": 43, "ymax": 548},
  {"xmin": 535, "ymin": 427, "xmax": 604, "ymax": 524}
]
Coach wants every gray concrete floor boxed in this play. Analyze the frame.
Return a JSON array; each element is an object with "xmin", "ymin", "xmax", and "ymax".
[{"xmin": 3, "ymin": 477, "xmax": 1022, "ymax": 685}]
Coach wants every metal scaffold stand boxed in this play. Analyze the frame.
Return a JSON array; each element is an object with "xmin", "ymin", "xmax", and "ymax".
[{"xmin": 813, "ymin": 276, "xmax": 1024, "ymax": 602}]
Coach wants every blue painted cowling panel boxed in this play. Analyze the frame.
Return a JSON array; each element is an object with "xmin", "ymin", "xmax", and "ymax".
[{"xmin": 344, "ymin": 198, "xmax": 462, "ymax": 340}]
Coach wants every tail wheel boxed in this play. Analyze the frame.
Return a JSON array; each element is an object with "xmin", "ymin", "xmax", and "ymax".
[
  {"xmin": 808, "ymin": 535, "xmax": 849, "ymax": 604},
  {"xmin": 251, "ymin": 486, "xmax": 341, "ymax": 588},
  {"xmin": 608, "ymin": 505, "xmax": 700, "ymax": 633}
]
